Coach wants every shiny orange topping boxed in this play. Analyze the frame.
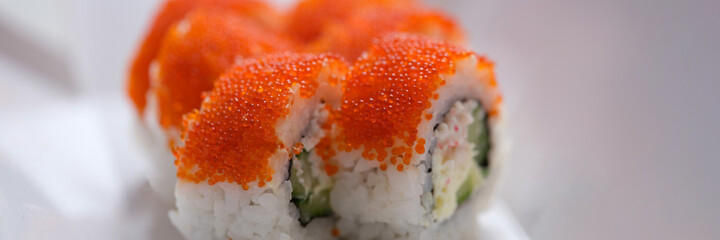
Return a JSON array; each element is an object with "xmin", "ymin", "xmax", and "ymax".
[
  {"xmin": 324, "ymin": 163, "xmax": 339, "ymax": 176},
  {"xmin": 292, "ymin": 142, "xmax": 304, "ymax": 155},
  {"xmin": 309, "ymin": 5, "xmax": 465, "ymax": 61},
  {"xmin": 285, "ymin": 0, "xmax": 414, "ymax": 44},
  {"xmin": 127, "ymin": 0, "xmax": 195, "ymax": 115},
  {"xmin": 127, "ymin": 0, "xmax": 282, "ymax": 115},
  {"xmin": 338, "ymin": 34, "xmax": 497, "ymax": 171},
  {"xmin": 154, "ymin": 7, "xmax": 295, "ymax": 129},
  {"xmin": 175, "ymin": 53, "xmax": 347, "ymax": 188}
]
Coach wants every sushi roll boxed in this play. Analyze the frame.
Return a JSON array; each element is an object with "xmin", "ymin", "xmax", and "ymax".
[
  {"xmin": 308, "ymin": 4, "xmax": 465, "ymax": 62},
  {"xmin": 135, "ymin": 7, "xmax": 296, "ymax": 200},
  {"xmin": 169, "ymin": 53, "xmax": 349, "ymax": 240},
  {"xmin": 329, "ymin": 34, "xmax": 504, "ymax": 239},
  {"xmin": 128, "ymin": 0, "xmax": 282, "ymax": 115}
]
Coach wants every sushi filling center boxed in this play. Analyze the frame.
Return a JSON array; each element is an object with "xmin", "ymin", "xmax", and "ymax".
[
  {"xmin": 288, "ymin": 103, "xmax": 334, "ymax": 226},
  {"xmin": 430, "ymin": 100, "xmax": 491, "ymax": 222}
]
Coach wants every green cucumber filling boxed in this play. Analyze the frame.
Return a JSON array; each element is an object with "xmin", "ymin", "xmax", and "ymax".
[
  {"xmin": 290, "ymin": 150, "xmax": 332, "ymax": 226},
  {"xmin": 430, "ymin": 100, "xmax": 491, "ymax": 222},
  {"xmin": 468, "ymin": 105, "xmax": 491, "ymax": 177}
]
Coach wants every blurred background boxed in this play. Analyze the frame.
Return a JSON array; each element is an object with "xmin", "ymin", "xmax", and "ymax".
[{"xmin": 1, "ymin": 0, "xmax": 719, "ymax": 239}]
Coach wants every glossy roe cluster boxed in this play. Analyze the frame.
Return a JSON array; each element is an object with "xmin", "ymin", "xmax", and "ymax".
[
  {"xmin": 154, "ymin": 7, "xmax": 295, "ymax": 129},
  {"xmin": 311, "ymin": 5, "xmax": 464, "ymax": 61},
  {"xmin": 285, "ymin": 0, "xmax": 413, "ymax": 43},
  {"xmin": 338, "ymin": 34, "xmax": 496, "ymax": 171},
  {"xmin": 175, "ymin": 53, "xmax": 346, "ymax": 189},
  {"xmin": 127, "ymin": 0, "xmax": 281, "ymax": 114}
]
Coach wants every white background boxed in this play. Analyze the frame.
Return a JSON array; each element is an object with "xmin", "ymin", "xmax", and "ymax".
[{"xmin": 1, "ymin": 0, "xmax": 719, "ymax": 239}]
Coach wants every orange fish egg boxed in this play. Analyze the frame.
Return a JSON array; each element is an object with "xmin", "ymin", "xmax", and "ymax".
[
  {"xmin": 338, "ymin": 34, "xmax": 495, "ymax": 171},
  {"xmin": 309, "ymin": 5, "xmax": 465, "ymax": 61},
  {"xmin": 127, "ymin": 0, "xmax": 282, "ymax": 115},
  {"xmin": 285, "ymin": 0, "xmax": 415, "ymax": 44},
  {"xmin": 175, "ymin": 53, "xmax": 347, "ymax": 187},
  {"xmin": 153, "ymin": 7, "xmax": 295, "ymax": 129}
]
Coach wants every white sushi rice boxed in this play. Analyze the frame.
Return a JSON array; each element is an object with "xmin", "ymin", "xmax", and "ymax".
[
  {"xmin": 170, "ymin": 180, "xmax": 335, "ymax": 240},
  {"xmin": 136, "ymin": 72, "xmax": 179, "ymax": 202},
  {"xmin": 330, "ymin": 55, "xmax": 505, "ymax": 240}
]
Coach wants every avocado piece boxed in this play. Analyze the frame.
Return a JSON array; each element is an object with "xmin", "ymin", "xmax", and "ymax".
[{"xmin": 289, "ymin": 150, "xmax": 333, "ymax": 226}]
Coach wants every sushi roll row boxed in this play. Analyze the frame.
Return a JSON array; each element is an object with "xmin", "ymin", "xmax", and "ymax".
[
  {"xmin": 168, "ymin": 34, "xmax": 503, "ymax": 240},
  {"xmin": 126, "ymin": 0, "xmax": 505, "ymax": 239},
  {"xmin": 127, "ymin": 0, "xmax": 466, "ymax": 201}
]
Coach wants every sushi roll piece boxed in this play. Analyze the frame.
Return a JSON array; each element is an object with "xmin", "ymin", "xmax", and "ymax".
[
  {"xmin": 308, "ymin": 5, "xmax": 465, "ymax": 62},
  {"xmin": 128, "ymin": 0, "xmax": 282, "ymax": 114},
  {"xmin": 284, "ymin": 0, "xmax": 414, "ymax": 44},
  {"xmin": 138, "ymin": 7, "xmax": 296, "ymax": 200},
  {"xmin": 329, "ymin": 34, "xmax": 504, "ymax": 239},
  {"xmin": 170, "ymin": 53, "xmax": 349, "ymax": 240}
]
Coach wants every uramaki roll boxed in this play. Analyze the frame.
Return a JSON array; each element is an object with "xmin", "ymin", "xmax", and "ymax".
[
  {"xmin": 170, "ymin": 53, "xmax": 348, "ymax": 240},
  {"xmin": 329, "ymin": 34, "xmax": 504, "ymax": 239}
]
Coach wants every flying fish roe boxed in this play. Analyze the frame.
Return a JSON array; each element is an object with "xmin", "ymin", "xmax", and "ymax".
[
  {"xmin": 175, "ymin": 53, "xmax": 347, "ymax": 187},
  {"xmin": 324, "ymin": 163, "xmax": 339, "ymax": 176},
  {"xmin": 127, "ymin": 0, "xmax": 282, "ymax": 114},
  {"xmin": 292, "ymin": 142, "xmax": 304, "ymax": 155},
  {"xmin": 285, "ymin": 0, "xmax": 414, "ymax": 43},
  {"xmin": 338, "ymin": 34, "xmax": 498, "ymax": 171},
  {"xmin": 153, "ymin": 7, "xmax": 295, "ymax": 129},
  {"xmin": 309, "ymin": 5, "xmax": 465, "ymax": 61}
]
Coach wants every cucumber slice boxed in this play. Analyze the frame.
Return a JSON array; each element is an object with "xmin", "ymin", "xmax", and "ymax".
[
  {"xmin": 296, "ymin": 189, "xmax": 332, "ymax": 225},
  {"xmin": 289, "ymin": 150, "xmax": 333, "ymax": 226},
  {"xmin": 467, "ymin": 105, "xmax": 491, "ymax": 176},
  {"xmin": 456, "ymin": 163, "xmax": 483, "ymax": 204},
  {"xmin": 290, "ymin": 151, "xmax": 312, "ymax": 200}
]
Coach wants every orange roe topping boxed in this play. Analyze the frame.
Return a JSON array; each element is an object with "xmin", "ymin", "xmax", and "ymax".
[
  {"xmin": 338, "ymin": 34, "xmax": 497, "ymax": 170},
  {"xmin": 292, "ymin": 142, "xmax": 304, "ymax": 155},
  {"xmin": 309, "ymin": 5, "xmax": 465, "ymax": 61},
  {"xmin": 154, "ymin": 7, "xmax": 295, "ymax": 129},
  {"xmin": 175, "ymin": 53, "xmax": 347, "ymax": 187},
  {"xmin": 285, "ymin": 0, "xmax": 413, "ymax": 43},
  {"xmin": 127, "ymin": 0, "xmax": 282, "ymax": 114},
  {"xmin": 415, "ymin": 138, "xmax": 426, "ymax": 154},
  {"xmin": 379, "ymin": 163, "xmax": 388, "ymax": 171},
  {"xmin": 331, "ymin": 228, "xmax": 340, "ymax": 237},
  {"xmin": 324, "ymin": 163, "xmax": 339, "ymax": 176}
]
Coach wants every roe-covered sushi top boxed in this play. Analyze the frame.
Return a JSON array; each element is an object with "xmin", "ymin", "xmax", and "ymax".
[
  {"xmin": 285, "ymin": 0, "xmax": 413, "ymax": 44},
  {"xmin": 152, "ymin": 7, "xmax": 295, "ymax": 129},
  {"xmin": 127, "ymin": 0, "xmax": 280, "ymax": 114},
  {"xmin": 310, "ymin": 5, "xmax": 464, "ymax": 62},
  {"xmin": 174, "ymin": 53, "xmax": 347, "ymax": 190},
  {"xmin": 337, "ymin": 34, "xmax": 499, "ymax": 172}
]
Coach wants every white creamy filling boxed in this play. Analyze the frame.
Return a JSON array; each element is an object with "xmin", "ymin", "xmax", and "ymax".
[{"xmin": 430, "ymin": 100, "xmax": 480, "ymax": 222}]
